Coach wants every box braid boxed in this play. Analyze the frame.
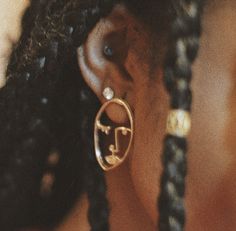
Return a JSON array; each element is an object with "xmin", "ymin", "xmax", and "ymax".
[
  {"xmin": 158, "ymin": 0, "xmax": 204, "ymax": 231},
  {"xmin": 0, "ymin": 0, "xmax": 207, "ymax": 231},
  {"xmin": 0, "ymin": 0, "xmax": 116, "ymax": 230}
]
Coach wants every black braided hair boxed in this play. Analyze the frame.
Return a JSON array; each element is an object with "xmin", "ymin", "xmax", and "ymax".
[
  {"xmin": 158, "ymin": 0, "xmax": 204, "ymax": 230},
  {"xmin": 0, "ymin": 0, "xmax": 205, "ymax": 230},
  {"xmin": 0, "ymin": 0, "xmax": 115, "ymax": 230}
]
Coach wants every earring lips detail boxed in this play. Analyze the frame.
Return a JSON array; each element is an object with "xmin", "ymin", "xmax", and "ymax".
[{"xmin": 94, "ymin": 88, "xmax": 134, "ymax": 171}]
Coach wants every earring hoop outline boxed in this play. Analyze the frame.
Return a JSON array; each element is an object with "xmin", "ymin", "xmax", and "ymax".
[{"xmin": 94, "ymin": 98, "xmax": 134, "ymax": 171}]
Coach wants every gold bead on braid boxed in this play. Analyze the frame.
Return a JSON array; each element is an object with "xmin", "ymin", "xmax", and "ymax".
[{"xmin": 166, "ymin": 110, "xmax": 191, "ymax": 138}]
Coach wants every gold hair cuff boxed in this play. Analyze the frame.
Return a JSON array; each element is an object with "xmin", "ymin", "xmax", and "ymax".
[{"xmin": 166, "ymin": 110, "xmax": 191, "ymax": 137}]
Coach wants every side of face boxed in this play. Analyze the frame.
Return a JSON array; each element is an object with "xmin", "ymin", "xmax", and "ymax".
[
  {"xmin": 78, "ymin": 3, "xmax": 169, "ymax": 224},
  {"xmin": 128, "ymin": 1, "xmax": 236, "ymax": 230},
  {"xmin": 79, "ymin": 0, "xmax": 236, "ymax": 230},
  {"xmin": 2, "ymin": 0, "xmax": 235, "ymax": 229},
  {"xmin": 187, "ymin": 1, "xmax": 236, "ymax": 229}
]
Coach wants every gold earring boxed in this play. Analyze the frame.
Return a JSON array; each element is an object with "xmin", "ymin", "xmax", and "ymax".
[{"xmin": 94, "ymin": 87, "xmax": 134, "ymax": 171}]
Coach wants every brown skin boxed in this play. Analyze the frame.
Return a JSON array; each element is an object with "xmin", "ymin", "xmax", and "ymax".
[
  {"xmin": 1, "ymin": 0, "xmax": 236, "ymax": 230},
  {"xmin": 74, "ymin": 2, "xmax": 236, "ymax": 230}
]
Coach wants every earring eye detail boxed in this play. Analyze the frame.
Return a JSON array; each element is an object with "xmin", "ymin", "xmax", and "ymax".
[{"xmin": 94, "ymin": 98, "xmax": 134, "ymax": 171}]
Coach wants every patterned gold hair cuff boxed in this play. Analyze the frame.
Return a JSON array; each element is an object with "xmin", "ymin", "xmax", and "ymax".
[{"xmin": 166, "ymin": 110, "xmax": 191, "ymax": 137}]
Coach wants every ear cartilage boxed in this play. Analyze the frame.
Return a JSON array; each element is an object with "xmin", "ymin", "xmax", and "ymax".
[{"xmin": 103, "ymin": 87, "xmax": 114, "ymax": 100}]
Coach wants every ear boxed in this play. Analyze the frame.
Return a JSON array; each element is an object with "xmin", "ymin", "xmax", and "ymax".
[{"xmin": 77, "ymin": 4, "xmax": 135, "ymax": 124}]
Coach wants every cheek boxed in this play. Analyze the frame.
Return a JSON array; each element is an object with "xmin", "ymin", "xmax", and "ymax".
[
  {"xmin": 129, "ymin": 79, "xmax": 169, "ymax": 224},
  {"xmin": 185, "ymin": 4, "xmax": 236, "ymax": 227},
  {"xmin": 128, "ymin": 1, "xmax": 236, "ymax": 229},
  {"xmin": 185, "ymin": 62, "xmax": 235, "ymax": 230}
]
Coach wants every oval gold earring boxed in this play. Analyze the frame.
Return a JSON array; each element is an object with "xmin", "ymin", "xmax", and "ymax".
[{"xmin": 94, "ymin": 88, "xmax": 134, "ymax": 171}]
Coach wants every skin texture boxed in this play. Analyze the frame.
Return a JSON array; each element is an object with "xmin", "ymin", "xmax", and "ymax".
[
  {"xmin": 76, "ymin": 2, "xmax": 236, "ymax": 231},
  {"xmin": 187, "ymin": 1, "xmax": 236, "ymax": 229},
  {"xmin": 1, "ymin": 0, "xmax": 236, "ymax": 230},
  {"xmin": 0, "ymin": 0, "xmax": 29, "ymax": 88}
]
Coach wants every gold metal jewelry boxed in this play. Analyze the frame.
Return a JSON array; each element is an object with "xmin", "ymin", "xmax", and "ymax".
[
  {"xmin": 103, "ymin": 87, "xmax": 114, "ymax": 100},
  {"xmin": 94, "ymin": 98, "xmax": 134, "ymax": 171},
  {"xmin": 166, "ymin": 110, "xmax": 191, "ymax": 137}
]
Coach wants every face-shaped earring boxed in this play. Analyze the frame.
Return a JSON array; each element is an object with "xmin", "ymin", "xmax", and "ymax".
[{"xmin": 94, "ymin": 87, "xmax": 134, "ymax": 171}]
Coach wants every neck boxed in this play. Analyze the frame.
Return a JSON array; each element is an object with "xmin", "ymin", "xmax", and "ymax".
[{"xmin": 55, "ymin": 163, "xmax": 154, "ymax": 231}]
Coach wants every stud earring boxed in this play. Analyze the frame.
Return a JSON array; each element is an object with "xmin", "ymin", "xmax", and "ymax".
[
  {"xmin": 103, "ymin": 45, "xmax": 114, "ymax": 57},
  {"xmin": 103, "ymin": 87, "xmax": 114, "ymax": 100},
  {"xmin": 94, "ymin": 87, "xmax": 134, "ymax": 171}
]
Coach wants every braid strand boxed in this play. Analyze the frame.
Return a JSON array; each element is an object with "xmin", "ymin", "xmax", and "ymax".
[{"xmin": 158, "ymin": 1, "xmax": 204, "ymax": 230}]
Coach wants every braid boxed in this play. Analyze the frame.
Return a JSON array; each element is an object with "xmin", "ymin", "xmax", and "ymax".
[
  {"xmin": 158, "ymin": 1, "xmax": 204, "ymax": 230},
  {"xmin": 0, "ymin": 0, "xmax": 206, "ymax": 230},
  {"xmin": 80, "ymin": 89, "xmax": 110, "ymax": 231},
  {"xmin": 0, "ymin": 0, "xmax": 115, "ymax": 230},
  {"xmin": 65, "ymin": 2, "xmax": 115, "ymax": 230}
]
